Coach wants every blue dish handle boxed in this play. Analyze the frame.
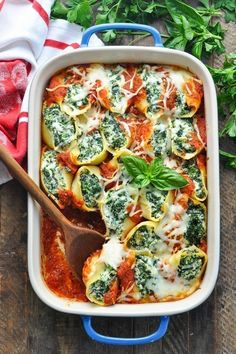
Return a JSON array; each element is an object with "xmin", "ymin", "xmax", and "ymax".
[
  {"xmin": 81, "ymin": 315, "xmax": 169, "ymax": 345},
  {"xmin": 80, "ymin": 23, "xmax": 163, "ymax": 48}
]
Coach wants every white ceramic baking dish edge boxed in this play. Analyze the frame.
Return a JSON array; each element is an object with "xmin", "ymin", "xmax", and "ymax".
[{"xmin": 28, "ymin": 46, "xmax": 220, "ymax": 317}]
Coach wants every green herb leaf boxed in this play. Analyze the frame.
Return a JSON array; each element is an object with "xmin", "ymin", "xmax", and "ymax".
[
  {"xmin": 192, "ymin": 41, "xmax": 203, "ymax": 59},
  {"xmin": 122, "ymin": 156, "xmax": 188, "ymax": 191},
  {"xmin": 150, "ymin": 166, "xmax": 189, "ymax": 191},
  {"xmin": 67, "ymin": 1, "xmax": 92, "ymax": 28},
  {"xmin": 165, "ymin": 0, "xmax": 205, "ymax": 26},
  {"xmin": 122, "ymin": 155, "xmax": 148, "ymax": 178},
  {"xmin": 219, "ymin": 150, "xmax": 236, "ymax": 169},
  {"xmin": 148, "ymin": 157, "xmax": 163, "ymax": 176},
  {"xmin": 220, "ymin": 112, "xmax": 236, "ymax": 137},
  {"xmin": 51, "ymin": 0, "xmax": 69, "ymax": 18},
  {"xmin": 133, "ymin": 175, "xmax": 150, "ymax": 188}
]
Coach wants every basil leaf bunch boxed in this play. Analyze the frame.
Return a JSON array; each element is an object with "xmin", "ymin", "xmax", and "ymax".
[
  {"xmin": 209, "ymin": 54, "xmax": 236, "ymax": 169},
  {"xmin": 51, "ymin": 0, "xmax": 227, "ymax": 58},
  {"xmin": 122, "ymin": 156, "xmax": 189, "ymax": 191},
  {"xmin": 164, "ymin": 0, "xmax": 225, "ymax": 59}
]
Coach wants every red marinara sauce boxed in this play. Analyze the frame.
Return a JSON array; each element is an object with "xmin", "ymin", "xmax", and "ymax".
[{"xmin": 41, "ymin": 208, "xmax": 105, "ymax": 301}]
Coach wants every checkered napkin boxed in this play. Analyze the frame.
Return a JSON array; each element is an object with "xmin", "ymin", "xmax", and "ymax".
[{"xmin": 0, "ymin": 0, "xmax": 103, "ymax": 184}]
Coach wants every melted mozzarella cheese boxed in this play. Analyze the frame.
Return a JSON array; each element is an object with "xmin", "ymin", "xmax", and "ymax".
[
  {"xmin": 99, "ymin": 237, "xmax": 126, "ymax": 270},
  {"xmin": 168, "ymin": 70, "xmax": 187, "ymax": 92},
  {"xmin": 156, "ymin": 194, "xmax": 189, "ymax": 243},
  {"xmin": 86, "ymin": 64, "xmax": 110, "ymax": 88}
]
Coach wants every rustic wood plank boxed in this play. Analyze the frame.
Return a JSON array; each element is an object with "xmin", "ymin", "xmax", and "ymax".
[
  {"xmin": 188, "ymin": 294, "xmax": 216, "ymax": 354},
  {"xmin": 0, "ymin": 181, "xmax": 28, "ymax": 354},
  {"xmin": 133, "ymin": 317, "xmax": 162, "ymax": 353},
  {"xmin": 162, "ymin": 313, "xmax": 189, "ymax": 354},
  {"xmin": 212, "ymin": 18, "xmax": 236, "ymax": 354}
]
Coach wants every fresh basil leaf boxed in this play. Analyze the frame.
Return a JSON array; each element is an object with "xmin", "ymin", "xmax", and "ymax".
[
  {"xmin": 150, "ymin": 166, "xmax": 189, "ymax": 190},
  {"xmin": 165, "ymin": 35, "xmax": 188, "ymax": 51},
  {"xmin": 134, "ymin": 175, "xmax": 150, "ymax": 188},
  {"xmin": 148, "ymin": 157, "xmax": 163, "ymax": 176},
  {"xmin": 192, "ymin": 41, "xmax": 203, "ymax": 59},
  {"xmin": 181, "ymin": 16, "xmax": 194, "ymax": 41},
  {"xmin": 122, "ymin": 156, "xmax": 148, "ymax": 178},
  {"xmin": 165, "ymin": 0, "xmax": 205, "ymax": 26}
]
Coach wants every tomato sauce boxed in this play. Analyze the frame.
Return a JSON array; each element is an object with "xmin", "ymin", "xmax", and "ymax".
[
  {"xmin": 180, "ymin": 175, "xmax": 195, "ymax": 196},
  {"xmin": 104, "ymin": 280, "xmax": 119, "ymax": 305},
  {"xmin": 46, "ymin": 74, "xmax": 67, "ymax": 105},
  {"xmin": 117, "ymin": 259, "xmax": 135, "ymax": 291},
  {"xmin": 42, "ymin": 208, "xmax": 106, "ymax": 301},
  {"xmin": 197, "ymin": 115, "xmax": 206, "ymax": 144}
]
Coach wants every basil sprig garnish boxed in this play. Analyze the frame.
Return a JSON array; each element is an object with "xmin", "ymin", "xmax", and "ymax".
[{"xmin": 122, "ymin": 156, "xmax": 188, "ymax": 191}]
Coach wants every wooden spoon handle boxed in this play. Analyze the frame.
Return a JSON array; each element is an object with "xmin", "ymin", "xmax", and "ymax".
[{"xmin": 0, "ymin": 144, "xmax": 69, "ymax": 229}]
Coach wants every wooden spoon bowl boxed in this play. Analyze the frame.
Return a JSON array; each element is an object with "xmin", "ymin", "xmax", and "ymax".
[{"xmin": 0, "ymin": 144, "xmax": 105, "ymax": 278}]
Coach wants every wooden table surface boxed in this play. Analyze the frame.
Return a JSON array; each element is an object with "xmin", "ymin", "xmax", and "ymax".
[{"xmin": 1, "ymin": 15, "xmax": 236, "ymax": 354}]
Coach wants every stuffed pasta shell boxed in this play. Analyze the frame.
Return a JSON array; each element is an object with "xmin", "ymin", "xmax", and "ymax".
[
  {"xmin": 165, "ymin": 67, "xmax": 203, "ymax": 118},
  {"xmin": 70, "ymin": 129, "xmax": 107, "ymax": 165},
  {"xmin": 134, "ymin": 65, "xmax": 165, "ymax": 120},
  {"xmin": 181, "ymin": 155, "xmax": 207, "ymax": 201},
  {"xmin": 139, "ymin": 185, "xmax": 173, "ymax": 222},
  {"xmin": 83, "ymin": 237, "xmax": 127, "ymax": 305},
  {"xmin": 40, "ymin": 149, "xmax": 73, "ymax": 208},
  {"xmin": 183, "ymin": 199, "xmax": 207, "ymax": 247},
  {"xmin": 42, "ymin": 103, "xmax": 78, "ymax": 151},
  {"xmin": 99, "ymin": 186, "xmax": 137, "ymax": 239},
  {"xmin": 124, "ymin": 221, "xmax": 170, "ymax": 256},
  {"xmin": 88, "ymin": 64, "xmax": 142, "ymax": 114},
  {"xmin": 171, "ymin": 117, "xmax": 204, "ymax": 159},
  {"xmin": 83, "ymin": 250, "xmax": 119, "ymax": 306},
  {"xmin": 71, "ymin": 166, "xmax": 103, "ymax": 211},
  {"xmin": 60, "ymin": 83, "xmax": 92, "ymax": 117},
  {"xmin": 100, "ymin": 111, "xmax": 132, "ymax": 156},
  {"xmin": 148, "ymin": 118, "xmax": 171, "ymax": 157}
]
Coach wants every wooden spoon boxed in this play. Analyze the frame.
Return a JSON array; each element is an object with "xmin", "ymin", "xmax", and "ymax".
[{"xmin": 0, "ymin": 144, "xmax": 105, "ymax": 278}]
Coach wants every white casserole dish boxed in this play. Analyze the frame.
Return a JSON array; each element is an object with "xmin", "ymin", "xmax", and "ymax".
[{"xmin": 28, "ymin": 24, "xmax": 220, "ymax": 323}]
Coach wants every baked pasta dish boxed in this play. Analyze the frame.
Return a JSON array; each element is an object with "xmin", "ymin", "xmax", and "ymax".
[{"xmin": 40, "ymin": 63, "xmax": 207, "ymax": 306}]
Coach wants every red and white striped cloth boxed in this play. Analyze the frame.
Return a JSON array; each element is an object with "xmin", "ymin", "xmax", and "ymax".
[{"xmin": 0, "ymin": 0, "xmax": 103, "ymax": 184}]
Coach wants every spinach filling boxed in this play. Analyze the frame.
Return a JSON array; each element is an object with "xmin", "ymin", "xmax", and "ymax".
[
  {"xmin": 103, "ymin": 188, "xmax": 131, "ymax": 237},
  {"xmin": 89, "ymin": 265, "xmax": 116, "ymax": 301},
  {"xmin": 63, "ymin": 84, "xmax": 88, "ymax": 109},
  {"xmin": 43, "ymin": 104, "xmax": 76, "ymax": 148},
  {"xmin": 151, "ymin": 123, "xmax": 170, "ymax": 156},
  {"xmin": 135, "ymin": 255, "xmax": 158, "ymax": 296},
  {"xmin": 80, "ymin": 169, "xmax": 102, "ymax": 208},
  {"xmin": 182, "ymin": 160, "xmax": 205, "ymax": 199},
  {"xmin": 78, "ymin": 130, "xmax": 103, "ymax": 162},
  {"xmin": 127, "ymin": 225, "xmax": 160, "ymax": 252},
  {"xmin": 184, "ymin": 203, "xmax": 206, "ymax": 246},
  {"xmin": 142, "ymin": 70, "xmax": 161, "ymax": 115},
  {"xmin": 101, "ymin": 112, "xmax": 126, "ymax": 150},
  {"xmin": 172, "ymin": 118, "xmax": 196, "ymax": 154},
  {"xmin": 178, "ymin": 249, "xmax": 204, "ymax": 281},
  {"xmin": 41, "ymin": 150, "xmax": 66, "ymax": 196},
  {"xmin": 176, "ymin": 92, "xmax": 191, "ymax": 115},
  {"xmin": 145, "ymin": 186, "xmax": 167, "ymax": 219},
  {"xmin": 108, "ymin": 67, "xmax": 126, "ymax": 109}
]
